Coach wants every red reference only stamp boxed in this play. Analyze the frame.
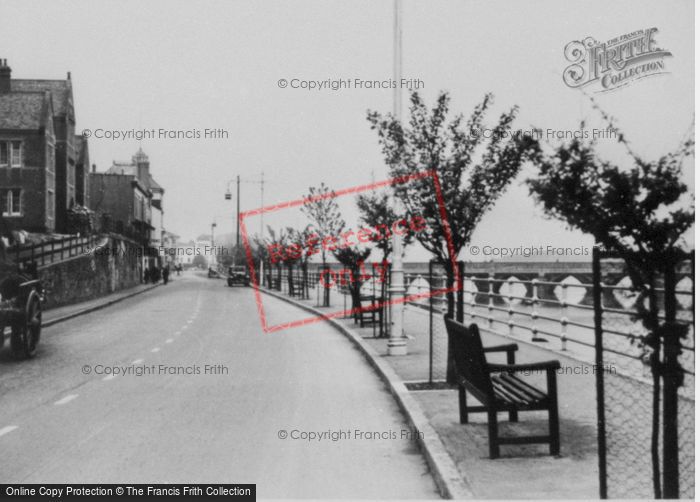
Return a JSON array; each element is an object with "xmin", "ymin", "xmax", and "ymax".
[{"xmin": 239, "ymin": 170, "xmax": 458, "ymax": 333}]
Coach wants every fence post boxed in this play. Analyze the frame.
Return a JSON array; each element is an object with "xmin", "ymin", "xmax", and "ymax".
[
  {"xmin": 592, "ymin": 247, "xmax": 608, "ymax": 499},
  {"xmin": 429, "ymin": 261, "xmax": 434, "ymax": 384},
  {"xmin": 487, "ymin": 274, "xmax": 494, "ymax": 331},
  {"xmin": 456, "ymin": 261, "xmax": 464, "ymax": 324},
  {"xmin": 662, "ymin": 262, "xmax": 680, "ymax": 498}
]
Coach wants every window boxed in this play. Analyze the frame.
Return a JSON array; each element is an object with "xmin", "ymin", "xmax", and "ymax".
[
  {"xmin": 10, "ymin": 141, "xmax": 21, "ymax": 167},
  {"xmin": 3, "ymin": 189, "xmax": 21, "ymax": 216},
  {"xmin": 47, "ymin": 190, "xmax": 55, "ymax": 220},
  {"xmin": 0, "ymin": 141, "xmax": 22, "ymax": 167},
  {"xmin": 134, "ymin": 193, "xmax": 142, "ymax": 220}
]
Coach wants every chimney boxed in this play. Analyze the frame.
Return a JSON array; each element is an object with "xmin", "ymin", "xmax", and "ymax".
[
  {"xmin": 67, "ymin": 71, "xmax": 71, "ymax": 81},
  {"xmin": 0, "ymin": 59, "xmax": 11, "ymax": 93},
  {"xmin": 133, "ymin": 148, "xmax": 150, "ymax": 184},
  {"xmin": 92, "ymin": 164, "xmax": 96, "ymax": 173}
]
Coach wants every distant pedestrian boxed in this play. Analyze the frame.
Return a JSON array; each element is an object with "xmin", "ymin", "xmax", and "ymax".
[
  {"xmin": 150, "ymin": 265, "xmax": 160, "ymax": 284},
  {"xmin": 163, "ymin": 264, "xmax": 170, "ymax": 285}
]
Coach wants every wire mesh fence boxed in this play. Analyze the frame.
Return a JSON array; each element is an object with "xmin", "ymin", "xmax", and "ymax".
[
  {"xmin": 595, "ymin": 252, "xmax": 694, "ymax": 499},
  {"xmin": 418, "ymin": 256, "xmax": 694, "ymax": 498}
]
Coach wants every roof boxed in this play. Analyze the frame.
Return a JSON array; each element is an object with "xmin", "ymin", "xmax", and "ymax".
[
  {"xmin": 12, "ymin": 79, "xmax": 72, "ymax": 116},
  {"xmin": 0, "ymin": 91, "xmax": 51, "ymax": 130},
  {"xmin": 106, "ymin": 162, "xmax": 136, "ymax": 176},
  {"xmin": 106, "ymin": 150, "xmax": 164, "ymax": 193},
  {"xmin": 148, "ymin": 174, "xmax": 163, "ymax": 191}
]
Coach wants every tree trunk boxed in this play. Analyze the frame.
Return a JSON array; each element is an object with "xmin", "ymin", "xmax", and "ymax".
[
  {"xmin": 302, "ymin": 263, "xmax": 309, "ymax": 299},
  {"xmin": 322, "ymin": 258, "xmax": 330, "ymax": 307},
  {"xmin": 287, "ymin": 264, "xmax": 295, "ymax": 296}
]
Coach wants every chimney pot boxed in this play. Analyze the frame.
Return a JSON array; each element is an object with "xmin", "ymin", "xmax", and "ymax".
[
  {"xmin": 0, "ymin": 60, "xmax": 11, "ymax": 93},
  {"xmin": 92, "ymin": 164, "xmax": 96, "ymax": 173}
]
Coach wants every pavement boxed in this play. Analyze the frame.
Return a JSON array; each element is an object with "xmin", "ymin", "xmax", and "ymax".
[
  {"xmin": 262, "ymin": 283, "xmax": 601, "ymax": 499},
  {"xmin": 43, "ymin": 282, "xmax": 160, "ymax": 327},
  {"xmin": 0, "ymin": 271, "xmax": 440, "ymax": 499}
]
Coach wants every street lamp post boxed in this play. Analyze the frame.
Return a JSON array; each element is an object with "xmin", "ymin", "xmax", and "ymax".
[
  {"xmin": 387, "ymin": 0, "xmax": 407, "ymax": 356},
  {"xmin": 210, "ymin": 222, "xmax": 217, "ymax": 268},
  {"xmin": 225, "ymin": 172, "xmax": 265, "ymax": 245},
  {"xmin": 225, "ymin": 175, "xmax": 241, "ymax": 247}
]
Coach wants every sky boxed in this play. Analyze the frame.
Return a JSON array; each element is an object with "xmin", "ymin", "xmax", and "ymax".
[{"xmin": 0, "ymin": 0, "xmax": 694, "ymax": 262}]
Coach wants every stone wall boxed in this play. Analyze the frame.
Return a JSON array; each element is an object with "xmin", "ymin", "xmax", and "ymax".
[{"xmin": 38, "ymin": 235, "xmax": 143, "ymax": 309}]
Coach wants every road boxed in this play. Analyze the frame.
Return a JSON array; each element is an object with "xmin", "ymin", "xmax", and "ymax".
[{"xmin": 0, "ymin": 272, "xmax": 439, "ymax": 499}]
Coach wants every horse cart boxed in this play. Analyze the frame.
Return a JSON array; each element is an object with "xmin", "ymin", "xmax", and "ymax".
[{"xmin": 0, "ymin": 259, "xmax": 44, "ymax": 359}]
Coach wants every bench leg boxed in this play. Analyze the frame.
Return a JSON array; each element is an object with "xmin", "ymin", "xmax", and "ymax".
[
  {"xmin": 548, "ymin": 372, "xmax": 560, "ymax": 456},
  {"xmin": 488, "ymin": 409, "xmax": 499, "ymax": 459},
  {"xmin": 458, "ymin": 386, "xmax": 468, "ymax": 424},
  {"xmin": 508, "ymin": 408, "xmax": 518, "ymax": 422}
]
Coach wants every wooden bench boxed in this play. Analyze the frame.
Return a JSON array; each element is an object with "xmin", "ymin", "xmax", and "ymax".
[
  {"xmin": 444, "ymin": 316, "xmax": 561, "ymax": 459},
  {"xmin": 355, "ymin": 295, "xmax": 383, "ymax": 329}
]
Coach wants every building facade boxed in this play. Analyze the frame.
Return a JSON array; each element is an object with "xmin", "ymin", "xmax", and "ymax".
[
  {"xmin": 0, "ymin": 59, "xmax": 89, "ymax": 233},
  {"xmin": 88, "ymin": 148, "xmax": 166, "ymax": 250}
]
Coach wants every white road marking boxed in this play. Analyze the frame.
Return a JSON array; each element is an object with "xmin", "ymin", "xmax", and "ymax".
[
  {"xmin": 132, "ymin": 359, "xmax": 144, "ymax": 365},
  {"xmin": 165, "ymin": 338, "xmax": 173, "ymax": 344},
  {"xmin": 151, "ymin": 348, "xmax": 160, "ymax": 353},
  {"xmin": 0, "ymin": 426, "xmax": 18, "ymax": 437},
  {"xmin": 102, "ymin": 374, "xmax": 116, "ymax": 381},
  {"xmin": 54, "ymin": 394, "xmax": 78, "ymax": 406}
]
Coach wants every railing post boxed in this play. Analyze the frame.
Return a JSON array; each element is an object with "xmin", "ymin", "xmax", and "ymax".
[
  {"xmin": 662, "ymin": 261, "xmax": 680, "ymax": 498},
  {"xmin": 592, "ymin": 247, "xmax": 607, "ymax": 499},
  {"xmin": 470, "ymin": 275, "xmax": 477, "ymax": 323},
  {"xmin": 507, "ymin": 277, "xmax": 514, "ymax": 337},
  {"xmin": 560, "ymin": 282, "xmax": 568, "ymax": 351},
  {"xmin": 531, "ymin": 277, "xmax": 545, "ymax": 342},
  {"xmin": 487, "ymin": 274, "xmax": 494, "ymax": 331}
]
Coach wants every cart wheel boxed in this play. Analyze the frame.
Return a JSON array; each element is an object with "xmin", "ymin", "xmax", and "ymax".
[{"xmin": 11, "ymin": 292, "xmax": 41, "ymax": 359}]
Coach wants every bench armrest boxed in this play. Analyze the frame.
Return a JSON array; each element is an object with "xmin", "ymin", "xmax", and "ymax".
[
  {"xmin": 483, "ymin": 343, "xmax": 518, "ymax": 353},
  {"xmin": 488, "ymin": 360, "xmax": 561, "ymax": 372}
]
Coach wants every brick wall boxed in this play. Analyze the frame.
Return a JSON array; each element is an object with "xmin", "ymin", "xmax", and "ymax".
[
  {"xmin": 88, "ymin": 173, "xmax": 135, "ymax": 228},
  {"xmin": 0, "ymin": 130, "xmax": 50, "ymax": 231},
  {"xmin": 38, "ymin": 235, "xmax": 143, "ymax": 309}
]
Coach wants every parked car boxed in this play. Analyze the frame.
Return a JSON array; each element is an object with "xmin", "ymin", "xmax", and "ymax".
[{"xmin": 227, "ymin": 266, "xmax": 249, "ymax": 287}]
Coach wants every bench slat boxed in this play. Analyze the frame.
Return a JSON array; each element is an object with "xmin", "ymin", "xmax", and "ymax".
[
  {"xmin": 492, "ymin": 380, "xmax": 533, "ymax": 405},
  {"xmin": 496, "ymin": 373, "xmax": 548, "ymax": 401}
]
